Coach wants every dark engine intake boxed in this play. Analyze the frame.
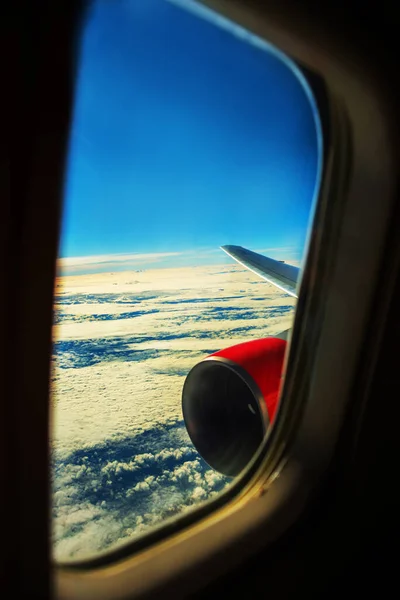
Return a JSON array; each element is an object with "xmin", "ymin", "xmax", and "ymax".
[{"xmin": 182, "ymin": 338, "xmax": 287, "ymax": 477}]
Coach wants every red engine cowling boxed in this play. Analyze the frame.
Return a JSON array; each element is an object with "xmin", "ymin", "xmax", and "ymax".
[{"xmin": 182, "ymin": 338, "xmax": 287, "ymax": 477}]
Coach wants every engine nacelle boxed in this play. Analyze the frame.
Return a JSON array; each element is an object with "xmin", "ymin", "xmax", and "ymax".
[{"xmin": 182, "ymin": 338, "xmax": 287, "ymax": 477}]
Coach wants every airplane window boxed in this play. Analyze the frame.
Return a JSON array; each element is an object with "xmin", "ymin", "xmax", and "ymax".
[{"xmin": 51, "ymin": 0, "xmax": 322, "ymax": 562}]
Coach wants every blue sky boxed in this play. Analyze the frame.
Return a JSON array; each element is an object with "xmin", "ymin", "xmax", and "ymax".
[{"xmin": 60, "ymin": 0, "xmax": 320, "ymax": 269}]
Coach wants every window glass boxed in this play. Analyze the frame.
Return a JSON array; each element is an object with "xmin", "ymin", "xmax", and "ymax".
[{"xmin": 51, "ymin": 0, "xmax": 321, "ymax": 562}]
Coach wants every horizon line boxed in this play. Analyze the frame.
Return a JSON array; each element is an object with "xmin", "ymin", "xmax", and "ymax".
[{"xmin": 56, "ymin": 246, "xmax": 302, "ymax": 277}]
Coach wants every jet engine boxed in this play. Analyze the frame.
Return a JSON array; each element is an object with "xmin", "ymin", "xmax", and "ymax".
[{"xmin": 182, "ymin": 337, "xmax": 287, "ymax": 477}]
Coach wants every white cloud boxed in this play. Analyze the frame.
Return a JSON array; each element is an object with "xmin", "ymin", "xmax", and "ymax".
[
  {"xmin": 58, "ymin": 252, "xmax": 182, "ymax": 267},
  {"xmin": 56, "ymin": 245, "xmax": 299, "ymax": 276},
  {"xmin": 57, "ymin": 252, "xmax": 183, "ymax": 276},
  {"xmin": 51, "ymin": 263, "xmax": 296, "ymax": 561}
]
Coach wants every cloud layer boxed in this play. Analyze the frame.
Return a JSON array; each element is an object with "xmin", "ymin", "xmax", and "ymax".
[
  {"xmin": 56, "ymin": 247, "xmax": 300, "ymax": 276},
  {"xmin": 51, "ymin": 263, "xmax": 296, "ymax": 561},
  {"xmin": 52, "ymin": 422, "xmax": 227, "ymax": 561}
]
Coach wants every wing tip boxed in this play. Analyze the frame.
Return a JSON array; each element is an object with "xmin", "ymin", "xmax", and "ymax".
[{"xmin": 221, "ymin": 244, "xmax": 240, "ymax": 253}]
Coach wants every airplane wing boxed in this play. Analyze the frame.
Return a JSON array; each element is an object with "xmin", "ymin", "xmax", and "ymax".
[{"xmin": 221, "ymin": 245, "xmax": 299, "ymax": 298}]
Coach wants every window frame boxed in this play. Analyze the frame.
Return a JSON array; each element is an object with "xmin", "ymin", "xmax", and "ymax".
[
  {"xmin": 56, "ymin": 1, "xmax": 398, "ymax": 596},
  {"xmin": 54, "ymin": 9, "xmax": 331, "ymax": 570}
]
